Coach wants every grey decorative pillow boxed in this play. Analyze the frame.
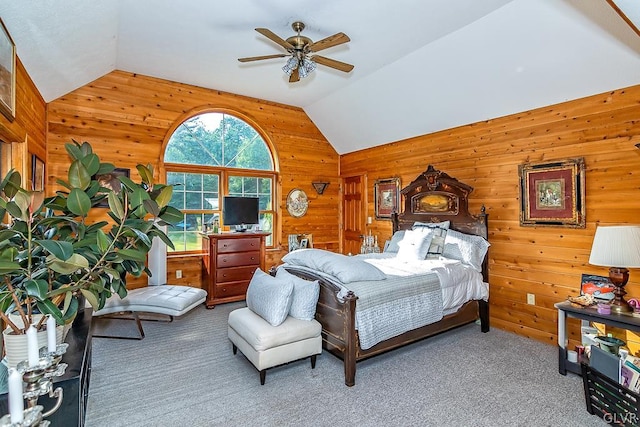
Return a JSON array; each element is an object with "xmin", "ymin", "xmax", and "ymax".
[
  {"xmin": 276, "ymin": 268, "xmax": 320, "ymax": 321},
  {"xmin": 282, "ymin": 249, "xmax": 386, "ymax": 283},
  {"xmin": 412, "ymin": 221, "xmax": 450, "ymax": 258},
  {"xmin": 384, "ymin": 230, "xmax": 406, "ymax": 253},
  {"xmin": 246, "ymin": 269, "xmax": 294, "ymax": 326},
  {"xmin": 442, "ymin": 229, "xmax": 490, "ymax": 272}
]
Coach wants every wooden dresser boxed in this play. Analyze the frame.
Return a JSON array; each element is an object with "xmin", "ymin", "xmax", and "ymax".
[{"xmin": 201, "ymin": 232, "xmax": 270, "ymax": 308}]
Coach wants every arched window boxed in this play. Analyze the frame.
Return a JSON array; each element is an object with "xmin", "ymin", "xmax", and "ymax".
[{"xmin": 164, "ymin": 112, "xmax": 276, "ymax": 251}]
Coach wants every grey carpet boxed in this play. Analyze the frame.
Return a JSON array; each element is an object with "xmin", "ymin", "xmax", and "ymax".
[{"xmin": 85, "ymin": 302, "xmax": 606, "ymax": 427}]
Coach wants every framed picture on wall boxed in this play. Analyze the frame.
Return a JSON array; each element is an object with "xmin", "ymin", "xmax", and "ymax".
[
  {"xmin": 519, "ymin": 158, "xmax": 585, "ymax": 228},
  {"xmin": 0, "ymin": 18, "xmax": 15, "ymax": 121},
  {"xmin": 31, "ymin": 155, "xmax": 45, "ymax": 191},
  {"xmin": 374, "ymin": 177, "xmax": 400, "ymax": 219},
  {"xmin": 94, "ymin": 168, "xmax": 130, "ymax": 207}
]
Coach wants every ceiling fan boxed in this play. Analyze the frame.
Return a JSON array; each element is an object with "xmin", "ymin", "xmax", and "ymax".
[{"xmin": 238, "ymin": 21, "xmax": 354, "ymax": 83}]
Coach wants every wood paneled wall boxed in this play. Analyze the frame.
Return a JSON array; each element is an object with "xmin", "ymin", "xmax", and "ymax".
[
  {"xmin": 46, "ymin": 71, "xmax": 340, "ymax": 288},
  {"xmin": 0, "ymin": 58, "xmax": 46, "ymax": 176},
  {"xmin": 341, "ymin": 84, "xmax": 640, "ymax": 346}
]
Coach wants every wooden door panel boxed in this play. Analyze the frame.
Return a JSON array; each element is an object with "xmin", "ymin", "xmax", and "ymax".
[{"xmin": 342, "ymin": 175, "xmax": 365, "ymax": 255}]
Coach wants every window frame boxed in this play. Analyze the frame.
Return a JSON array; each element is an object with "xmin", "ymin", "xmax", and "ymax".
[{"xmin": 161, "ymin": 109, "xmax": 279, "ymax": 253}]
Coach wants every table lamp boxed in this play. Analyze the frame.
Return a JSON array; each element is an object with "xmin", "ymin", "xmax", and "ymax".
[{"xmin": 588, "ymin": 225, "xmax": 640, "ymax": 314}]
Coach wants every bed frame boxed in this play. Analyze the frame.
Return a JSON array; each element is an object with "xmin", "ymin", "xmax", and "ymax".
[{"xmin": 282, "ymin": 165, "xmax": 489, "ymax": 386}]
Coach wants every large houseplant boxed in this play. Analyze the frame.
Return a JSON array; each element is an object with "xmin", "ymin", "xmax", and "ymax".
[{"xmin": 0, "ymin": 141, "xmax": 182, "ymax": 334}]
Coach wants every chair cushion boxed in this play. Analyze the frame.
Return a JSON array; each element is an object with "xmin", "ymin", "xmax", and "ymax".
[
  {"xmin": 93, "ymin": 285, "xmax": 207, "ymax": 317},
  {"xmin": 228, "ymin": 307, "xmax": 321, "ymax": 352}
]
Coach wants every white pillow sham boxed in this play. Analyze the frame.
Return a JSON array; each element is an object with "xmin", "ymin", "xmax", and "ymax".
[
  {"xmin": 441, "ymin": 229, "xmax": 490, "ymax": 272},
  {"xmin": 282, "ymin": 249, "xmax": 386, "ymax": 283},
  {"xmin": 396, "ymin": 229, "xmax": 434, "ymax": 261},
  {"xmin": 412, "ymin": 221, "xmax": 450, "ymax": 258},
  {"xmin": 384, "ymin": 230, "xmax": 406, "ymax": 253}
]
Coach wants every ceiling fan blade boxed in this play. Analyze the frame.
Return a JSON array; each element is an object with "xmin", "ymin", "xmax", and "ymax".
[
  {"xmin": 238, "ymin": 54, "xmax": 288, "ymax": 63},
  {"xmin": 311, "ymin": 55, "xmax": 354, "ymax": 73},
  {"xmin": 255, "ymin": 28, "xmax": 294, "ymax": 51},
  {"xmin": 308, "ymin": 32, "xmax": 350, "ymax": 53},
  {"xmin": 289, "ymin": 67, "xmax": 300, "ymax": 83}
]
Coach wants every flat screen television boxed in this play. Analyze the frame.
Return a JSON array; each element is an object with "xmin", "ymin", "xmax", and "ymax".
[{"xmin": 222, "ymin": 196, "xmax": 259, "ymax": 232}]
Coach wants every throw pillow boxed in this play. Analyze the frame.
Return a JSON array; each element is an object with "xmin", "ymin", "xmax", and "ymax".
[
  {"xmin": 282, "ymin": 249, "xmax": 386, "ymax": 283},
  {"xmin": 276, "ymin": 268, "xmax": 320, "ymax": 321},
  {"xmin": 384, "ymin": 230, "xmax": 406, "ymax": 253},
  {"xmin": 412, "ymin": 221, "xmax": 450, "ymax": 258},
  {"xmin": 396, "ymin": 229, "xmax": 434, "ymax": 261},
  {"xmin": 442, "ymin": 229, "xmax": 490, "ymax": 272},
  {"xmin": 245, "ymin": 268, "xmax": 294, "ymax": 326}
]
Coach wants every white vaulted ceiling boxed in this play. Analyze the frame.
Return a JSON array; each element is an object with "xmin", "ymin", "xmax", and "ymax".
[{"xmin": 0, "ymin": 0, "xmax": 639, "ymax": 154}]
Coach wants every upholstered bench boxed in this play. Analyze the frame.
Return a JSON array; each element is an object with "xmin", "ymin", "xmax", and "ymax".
[
  {"xmin": 228, "ymin": 307, "xmax": 322, "ymax": 385},
  {"xmin": 92, "ymin": 285, "xmax": 207, "ymax": 339}
]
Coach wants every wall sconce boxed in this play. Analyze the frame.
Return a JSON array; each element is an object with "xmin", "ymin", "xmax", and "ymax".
[{"xmin": 312, "ymin": 182, "xmax": 329, "ymax": 195}]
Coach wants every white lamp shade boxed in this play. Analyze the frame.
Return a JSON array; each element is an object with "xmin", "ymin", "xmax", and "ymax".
[{"xmin": 589, "ymin": 225, "xmax": 640, "ymax": 268}]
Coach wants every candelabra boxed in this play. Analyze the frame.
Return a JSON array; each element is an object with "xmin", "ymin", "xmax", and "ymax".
[{"xmin": 0, "ymin": 343, "xmax": 68, "ymax": 426}]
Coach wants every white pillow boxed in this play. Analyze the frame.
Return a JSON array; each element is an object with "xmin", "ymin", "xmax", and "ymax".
[
  {"xmin": 412, "ymin": 221, "xmax": 450, "ymax": 258},
  {"xmin": 396, "ymin": 229, "xmax": 434, "ymax": 261},
  {"xmin": 384, "ymin": 230, "xmax": 406, "ymax": 253},
  {"xmin": 246, "ymin": 269, "xmax": 294, "ymax": 326},
  {"xmin": 442, "ymin": 229, "xmax": 490, "ymax": 272},
  {"xmin": 275, "ymin": 268, "xmax": 320, "ymax": 321},
  {"xmin": 282, "ymin": 249, "xmax": 386, "ymax": 283}
]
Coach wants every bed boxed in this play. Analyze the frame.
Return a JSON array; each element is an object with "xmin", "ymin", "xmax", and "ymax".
[{"xmin": 278, "ymin": 165, "xmax": 490, "ymax": 386}]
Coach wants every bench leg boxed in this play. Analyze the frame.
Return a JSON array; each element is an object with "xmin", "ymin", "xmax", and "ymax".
[
  {"xmin": 311, "ymin": 354, "xmax": 317, "ymax": 369},
  {"xmin": 260, "ymin": 370, "xmax": 266, "ymax": 385},
  {"xmin": 92, "ymin": 311, "xmax": 145, "ymax": 340},
  {"xmin": 232, "ymin": 344, "xmax": 237, "ymax": 355}
]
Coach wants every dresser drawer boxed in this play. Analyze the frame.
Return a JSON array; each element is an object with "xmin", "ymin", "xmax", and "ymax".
[
  {"xmin": 216, "ymin": 265, "xmax": 258, "ymax": 283},
  {"xmin": 214, "ymin": 281, "xmax": 249, "ymax": 299},
  {"xmin": 217, "ymin": 251, "xmax": 260, "ymax": 268},
  {"xmin": 217, "ymin": 237, "xmax": 261, "ymax": 253}
]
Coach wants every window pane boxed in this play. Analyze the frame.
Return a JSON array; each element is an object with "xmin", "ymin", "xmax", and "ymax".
[
  {"xmin": 185, "ymin": 174, "xmax": 202, "ymax": 191},
  {"xmin": 260, "ymin": 213, "xmax": 273, "ymax": 246},
  {"xmin": 204, "ymin": 192, "xmax": 219, "ymax": 210},
  {"xmin": 203, "ymin": 174, "xmax": 219, "ymax": 192},
  {"xmin": 185, "ymin": 192, "xmax": 202, "ymax": 210}
]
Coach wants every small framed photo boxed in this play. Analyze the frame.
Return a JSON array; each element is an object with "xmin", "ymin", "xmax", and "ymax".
[
  {"xmin": 0, "ymin": 18, "xmax": 15, "ymax": 121},
  {"xmin": 300, "ymin": 238, "xmax": 308, "ymax": 249},
  {"xmin": 94, "ymin": 168, "xmax": 130, "ymax": 207},
  {"xmin": 580, "ymin": 274, "xmax": 615, "ymax": 302},
  {"xmin": 31, "ymin": 155, "xmax": 45, "ymax": 191},
  {"xmin": 374, "ymin": 177, "xmax": 400, "ymax": 220},
  {"xmin": 519, "ymin": 157, "xmax": 585, "ymax": 228}
]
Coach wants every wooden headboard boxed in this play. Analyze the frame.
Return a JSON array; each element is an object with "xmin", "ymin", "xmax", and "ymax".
[{"xmin": 391, "ymin": 165, "xmax": 489, "ymax": 280}]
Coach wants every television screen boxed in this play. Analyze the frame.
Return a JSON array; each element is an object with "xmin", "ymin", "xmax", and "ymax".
[{"xmin": 223, "ymin": 196, "xmax": 259, "ymax": 231}]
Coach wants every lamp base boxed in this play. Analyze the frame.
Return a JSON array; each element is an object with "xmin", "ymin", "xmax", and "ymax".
[{"xmin": 608, "ymin": 267, "xmax": 634, "ymax": 314}]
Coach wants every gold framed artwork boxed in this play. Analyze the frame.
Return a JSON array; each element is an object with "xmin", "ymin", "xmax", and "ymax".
[
  {"xmin": 374, "ymin": 177, "xmax": 400, "ymax": 219},
  {"xmin": 286, "ymin": 188, "xmax": 309, "ymax": 218},
  {"xmin": 0, "ymin": 18, "xmax": 15, "ymax": 121},
  {"xmin": 31, "ymin": 155, "xmax": 45, "ymax": 191},
  {"xmin": 519, "ymin": 157, "xmax": 585, "ymax": 228}
]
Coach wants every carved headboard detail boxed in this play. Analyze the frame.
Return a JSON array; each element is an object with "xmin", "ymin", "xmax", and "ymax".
[{"xmin": 392, "ymin": 165, "xmax": 487, "ymax": 239}]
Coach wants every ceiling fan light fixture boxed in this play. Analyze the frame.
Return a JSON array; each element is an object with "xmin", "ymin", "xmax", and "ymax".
[
  {"xmin": 299, "ymin": 57, "xmax": 316, "ymax": 79},
  {"xmin": 282, "ymin": 56, "xmax": 298, "ymax": 76}
]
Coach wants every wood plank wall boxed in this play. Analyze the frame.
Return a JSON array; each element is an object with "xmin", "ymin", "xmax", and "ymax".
[
  {"xmin": 0, "ymin": 58, "xmax": 46, "ymax": 173},
  {"xmin": 340, "ymin": 84, "xmax": 640, "ymax": 347},
  {"xmin": 46, "ymin": 71, "xmax": 340, "ymax": 288}
]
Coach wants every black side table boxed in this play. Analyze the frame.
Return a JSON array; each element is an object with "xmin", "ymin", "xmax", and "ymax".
[{"xmin": 555, "ymin": 301, "xmax": 640, "ymax": 375}]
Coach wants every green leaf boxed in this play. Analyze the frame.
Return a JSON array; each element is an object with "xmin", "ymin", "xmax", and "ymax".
[
  {"xmin": 130, "ymin": 187, "xmax": 150, "ymax": 211},
  {"xmin": 154, "ymin": 186, "xmax": 173, "ymax": 209},
  {"xmin": 0, "ymin": 260, "xmax": 22, "ymax": 274},
  {"xmin": 2, "ymin": 170, "xmax": 22, "ymax": 199},
  {"xmin": 117, "ymin": 248, "xmax": 147, "ymax": 262},
  {"xmin": 36, "ymin": 300, "xmax": 64, "ymax": 325},
  {"xmin": 81, "ymin": 153, "xmax": 100, "ymax": 176},
  {"xmin": 108, "ymin": 192, "xmax": 124, "ymax": 219},
  {"xmin": 68, "ymin": 159, "xmax": 91, "ymax": 190},
  {"xmin": 62, "ymin": 297, "xmax": 78, "ymax": 323},
  {"xmin": 13, "ymin": 190, "xmax": 30, "ymax": 219},
  {"xmin": 24, "ymin": 279, "xmax": 48, "ymax": 299},
  {"xmin": 143, "ymin": 199, "xmax": 160, "ymax": 217},
  {"xmin": 81, "ymin": 289, "xmax": 99, "ymax": 310},
  {"xmin": 47, "ymin": 253, "xmax": 90, "ymax": 274},
  {"xmin": 5, "ymin": 201, "xmax": 24, "ymax": 221},
  {"xmin": 64, "ymin": 141, "xmax": 83, "ymax": 160},
  {"xmin": 96, "ymin": 229, "xmax": 112, "ymax": 253},
  {"xmin": 95, "ymin": 163, "xmax": 115, "ymax": 176},
  {"xmin": 159, "ymin": 205, "xmax": 183, "ymax": 225},
  {"xmin": 36, "ymin": 240, "xmax": 74, "ymax": 260},
  {"xmin": 67, "ymin": 188, "xmax": 92, "ymax": 216},
  {"xmin": 136, "ymin": 164, "xmax": 154, "ymax": 186}
]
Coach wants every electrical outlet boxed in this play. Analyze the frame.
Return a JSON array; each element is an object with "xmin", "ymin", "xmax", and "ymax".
[
  {"xmin": 527, "ymin": 293, "xmax": 535, "ymax": 305},
  {"xmin": 176, "ymin": 270, "xmax": 182, "ymax": 279}
]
